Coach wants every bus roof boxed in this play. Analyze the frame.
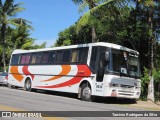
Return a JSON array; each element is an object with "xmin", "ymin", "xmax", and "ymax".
[{"xmin": 12, "ymin": 42, "xmax": 139, "ymax": 55}]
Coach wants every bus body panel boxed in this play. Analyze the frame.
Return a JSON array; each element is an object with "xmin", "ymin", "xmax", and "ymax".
[{"xmin": 8, "ymin": 64, "xmax": 92, "ymax": 94}]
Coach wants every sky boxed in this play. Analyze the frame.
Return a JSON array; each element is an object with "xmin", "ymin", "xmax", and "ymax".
[{"xmin": 14, "ymin": 0, "xmax": 81, "ymax": 47}]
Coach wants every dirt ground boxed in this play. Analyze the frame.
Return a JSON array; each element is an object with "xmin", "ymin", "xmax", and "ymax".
[{"xmin": 129, "ymin": 100, "xmax": 160, "ymax": 110}]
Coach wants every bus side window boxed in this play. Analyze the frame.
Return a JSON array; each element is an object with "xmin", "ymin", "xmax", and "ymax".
[
  {"xmin": 25, "ymin": 54, "xmax": 31, "ymax": 64},
  {"xmin": 71, "ymin": 49, "xmax": 79, "ymax": 63},
  {"xmin": 48, "ymin": 51, "xmax": 56, "ymax": 63},
  {"xmin": 79, "ymin": 48, "xmax": 88, "ymax": 63},
  {"xmin": 31, "ymin": 53, "xmax": 36, "ymax": 64},
  {"xmin": 62, "ymin": 50, "xmax": 70, "ymax": 63},
  {"xmin": 35, "ymin": 53, "xmax": 42, "ymax": 64},
  {"xmin": 20, "ymin": 54, "xmax": 26, "ymax": 64},
  {"xmin": 56, "ymin": 51, "xmax": 63, "ymax": 63},
  {"xmin": 11, "ymin": 54, "xmax": 20, "ymax": 65},
  {"xmin": 19, "ymin": 54, "xmax": 31, "ymax": 65},
  {"xmin": 42, "ymin": 52, "xmax": 49, "ymax": 63}
]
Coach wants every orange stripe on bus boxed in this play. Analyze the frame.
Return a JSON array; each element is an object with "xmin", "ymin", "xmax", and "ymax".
[
  {"xmin": 10, "ymin": 66, "xmax": 24, "ymax": 82},
  {"xmin": 42, "ymin": 65, "xmax": 71, "ymax": 82}
]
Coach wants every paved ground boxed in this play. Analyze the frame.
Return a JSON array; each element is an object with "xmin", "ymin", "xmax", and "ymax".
[
  {"xmin": 129, "ymin": 100, "xmax": 160, "ymax": 110},
  {"xmin": 0, "ymin": 86, "xmax": 159, "ymax": 120}
]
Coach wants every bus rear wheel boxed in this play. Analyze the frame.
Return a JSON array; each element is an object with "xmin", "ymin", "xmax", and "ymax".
[
  {"xmin": 81, "ymin": 83, "xmax": 92, "ymax": 101},
  {"xmin": 7, "ymin": 83, "xmax": 13, "ymax": 89},
  {"xmin": 24, "ymin": 78, "xmax": 32, "ymax": 91}
]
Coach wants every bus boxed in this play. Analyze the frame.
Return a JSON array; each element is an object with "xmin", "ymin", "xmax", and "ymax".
[{"xmin": 8, "ymin": 42, "xmax": 141, "ymax": 101}]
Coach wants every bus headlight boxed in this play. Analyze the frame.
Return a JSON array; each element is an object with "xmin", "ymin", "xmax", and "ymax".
[
  {"xmin": 136, "ymin": 92, "xmax": 140, "ymax": 95},
  {"xmin": 109, "ymin": 83, "xmax": 119, "ymax": 87}
]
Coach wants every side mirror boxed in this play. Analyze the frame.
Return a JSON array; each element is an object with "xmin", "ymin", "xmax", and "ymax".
[{"xmin": 105, "ymin": 52, "xmax": 109, "ymax": 61}]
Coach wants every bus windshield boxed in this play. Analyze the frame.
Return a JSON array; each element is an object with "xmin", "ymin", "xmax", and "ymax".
[
  {"xmin": 109, "ymin": 49, "xmax": 140, "ymax": 78},
  {"xmin": 128, "ymin": 56, "xmax": 140, "ymax": 78}
]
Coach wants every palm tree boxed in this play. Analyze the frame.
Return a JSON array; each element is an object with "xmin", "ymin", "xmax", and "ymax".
[
  {"xmin": 135, "ymin": 0, "xmax": 155, "ymax": 102},
  {"xmin": 72, "ymin": 0, "xmax": 115, "ymax": 43},
  {"xmin": 72, "ymin": 0, "xmax": 100, "ymax": 43},
  {"xmin": 146, "ymin": 0, "xmax": 155, "ymax": 102},
  {"xmin": 0, "ymin": 0, "xmax": 25, "ymax": 72}
]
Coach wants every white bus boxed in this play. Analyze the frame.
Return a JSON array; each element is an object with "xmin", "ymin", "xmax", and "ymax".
[{"xmin": 8, "ymin": 42, "xmax": 141, "ymax": 101}]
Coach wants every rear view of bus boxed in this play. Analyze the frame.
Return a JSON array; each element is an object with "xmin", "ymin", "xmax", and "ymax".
[{"xmin": 7, "ymin": 42, "xmax": 141, "ymax": 101}]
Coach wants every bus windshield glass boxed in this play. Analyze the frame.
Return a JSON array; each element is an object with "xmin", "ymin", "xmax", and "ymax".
[
  {"xmin": 128, "ymin": 56, "xmax": 140, "ymax": 78},
  {"xmin": 109, "ymin": 49, "xmax": 140, "ymax": 78}
]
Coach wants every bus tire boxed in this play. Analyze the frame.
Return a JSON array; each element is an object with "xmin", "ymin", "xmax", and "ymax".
[
  {"xmin": 7, "ymin": 83, "xmax": 13, "ymax": 89},
  {"xmin": 24, "ymin": 78, "xmax": 32, "ymax": 91},
  {"xmin": 81, "ymin": 83, "xmax": 92, "ymax": 101}
]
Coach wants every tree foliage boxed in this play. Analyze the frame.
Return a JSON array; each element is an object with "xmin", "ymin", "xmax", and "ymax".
[{"xmin": 0, "ymin": 0, "xmax": 46, "ymax": 71}]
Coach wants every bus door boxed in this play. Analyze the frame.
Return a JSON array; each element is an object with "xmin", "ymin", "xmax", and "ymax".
[
  {"xmin": 90, "ymin": 47, "xmax": 108, "ymax": 96},
  {"xmin": 95, "ymin": 51, "xmax": 106, "ymax": 95}
]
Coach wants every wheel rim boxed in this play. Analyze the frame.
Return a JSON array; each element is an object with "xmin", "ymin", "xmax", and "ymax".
[
  {"xmin": 82, "ymin": 87, "xmax": 91, "ymax": 100},
  {"xmin": 26, "ymin": 80, "xmax": 31, "ymax": 90}
]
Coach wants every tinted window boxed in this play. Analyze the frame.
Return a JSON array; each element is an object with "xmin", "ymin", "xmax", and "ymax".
[
  {"xmin": 70, "ymin": 48, "xmax": 88, "ymax": 63},
  {"xmin": 79, "ymin": 47, "xmax": 88, "ymax": 63},
  {"xmin": 25, "ymin": 54, "xmax": 31, "ymax": 64},
  {"xmin": 31, "ymin": 53, "xmax": 36, "ymax": 64},
  {"xmin": 30, "ymin": 53, "xmax": 42, "ymax": 64},
  {"xmin": 42, "ymin": 52, "xmax": 49, "ymax": 63},
  {"xmin": 56, "ymin": 51, "xmax": 63, "ymax": 63},
  {"xmin": 90, "ymin": 47, "xmax": 98, "ymax": 72},
  {"xmin": 48, "ymin": 51, "xmax": 56, "ymax": 63},
  {"xmin": 62, "ymin": 50, "xmax": 71, "ymax": 63},
  {"xmin": 11, "ymin": 54, "xmax": 20, "ymax": 65},
  {"xmin": 71, "ymin": 49, "xmax": 79, "ymax": 62},
  {"xmin": 20, "ymin": 54, "xmax": 31, "ymax": 64},
  {"xmin": 36, "ymin": 53, "xmax": 42, "ymax": 64},
  {"xmin": 96, "ymin": 52, "xmax": 106, "ymax": 82},
  {"xmin": 20, "ymin": 54, "xmax": 26, "ymax": 64}
]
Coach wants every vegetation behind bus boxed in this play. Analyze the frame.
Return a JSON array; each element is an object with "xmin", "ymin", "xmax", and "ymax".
[{"xmin": 55, "ymin": 0, "xmax": 160, "ymax": 102}]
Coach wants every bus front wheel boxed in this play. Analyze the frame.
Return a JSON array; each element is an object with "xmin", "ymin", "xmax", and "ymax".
[
  {"xmin": 81, "ymin": 83, "xmax": 92, "ymax": 101},
  {"xmin": 24, "ymin": 78, "xmax": 32, "ymax": 91}
]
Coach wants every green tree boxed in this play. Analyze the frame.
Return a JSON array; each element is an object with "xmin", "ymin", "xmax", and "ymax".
[
  {"xmin": 72, "ymin": 0, "xmax": 103, "ymax": 42},
  {"xmin": 136, "ymin": 0, "xmax": 155, "ymax": 102},
  {"xmin": 0, "ymin": 0, "xmax": 26, "ymax": 72}
]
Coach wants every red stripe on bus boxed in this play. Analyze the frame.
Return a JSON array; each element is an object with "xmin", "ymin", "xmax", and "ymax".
[
  {"xmin": 22, "ymin": 66, "xmax": 34, "ymax": 80},
  {"xmin": 36, "ymin": 65, "xmax": 91, "ymax": 88}
]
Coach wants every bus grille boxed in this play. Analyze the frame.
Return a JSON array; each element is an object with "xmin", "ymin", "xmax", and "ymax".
[
  {"xmin": 118, "ymin": 90, "xmax": 135, "ymax": 96},
  {"xmin": 120, "ymin": 85, "xmax": 134, "ymax": 89}
]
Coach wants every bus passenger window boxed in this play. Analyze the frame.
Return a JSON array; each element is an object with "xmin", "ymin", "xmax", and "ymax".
[
  {"xmin": 35, "ymin": 53, "xmax": 42, "ymax": 64},
  {"xmin": 31, "ymin": 54, "xmax": 36, "ymax": 64},
  {"xmin": 11, "ymin": 55, "xmax": 20, "ymax": 65},
  {"xmin": 71, "ymin": 50, "xmax": 79, "ymax": 62},
  {"xmin": 56, "ymin": 51, "xmax": 63, "ymax": 63},
  {"xmin": 48, "ymin": 52, "xmax": 56, "ymax": 63},
  {"xmin": 62, "ymin": 50, "xmax": 70, "ymax": 63},
  {"xmin": 79, "ymin": 48, "xmax": 88, "ymax": 63},
  {"xmin": 20, "ymin": 55, "xmax": 26, "ymax": 64},
  {"xmin": 42, "ymin": 52, "xmax": 49, "ymax": 63},
  {"xmin": 25, "ymin": 54, "xmax": 30, "ymax": 64}
]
